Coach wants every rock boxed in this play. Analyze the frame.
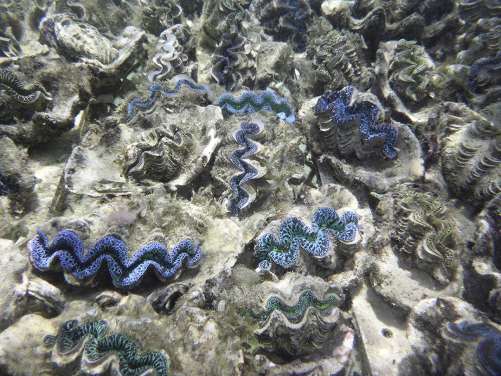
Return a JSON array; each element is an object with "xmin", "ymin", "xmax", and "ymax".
[
  {"xmin": 0, "ymin": 314, "xmax": 53, "ymax": 375},
  {"xmin": 0, "ymin": 136, "xmax": 36, "ymax": 214},
  {"xmin": 352, "ymin": 283, "xmax": 414, "ymax": 375},
  {"xmin": 0, "ymin": 241, "xmax": 30, "ymax": 331},
  {"xmin": 369, "ymin": 245, "xmax": 462, "ymax": 312}
]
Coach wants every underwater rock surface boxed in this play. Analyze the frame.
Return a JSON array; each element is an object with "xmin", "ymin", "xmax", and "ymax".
[{"xmin": 0, "ymin": 0, "xmax": 501, "ymax": 375}]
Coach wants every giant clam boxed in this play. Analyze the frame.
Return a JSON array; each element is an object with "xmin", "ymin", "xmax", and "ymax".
[
  {"xmin": 389, "ymin": 39, "xmax": 435, "ymax": 102},
  {"xmin": 40, "ymin": 13, "xmax": 119, "ymax": 64},
  {"xmin": 39, "ymin": 14, "xmax": 147, "ymax": 77},
  {"xmin": 314, "ymin": 85, "xmax": 397, "ymax": 159},
  {"xmin": 394, "ymin": 191, "xmax": 457, "ymax": 283},
  {"xmin": 200, "ymin": 0, "xmax": 248, "ymax": 47},
  {"xmin": 250, "ymin": 0, "xmax": 313, "ymax": 52},
  {"xmin": 43, "ymin": 319, "xmax": 170, "ymax": 376},
  {"xmin": 311, "ymin": 29, "xmax": 368, "ymax": 91},
  {"xmin": 242, "ymin": 273, "xmax": 344, "ymax": 358},
  {"xmin": 148, "ymin": 27, "xmax": 188, "ymax": 82},
  {"xmin": 123, "ymin": 129, "xmax": 187, "ymax": 183},
  {"xmin": 440, "ymin": 104, "xmax": 501, "ymax": 206},
  {"xmin": 123, "ymin": 105, "xmax": 222, "ymax": 190}
]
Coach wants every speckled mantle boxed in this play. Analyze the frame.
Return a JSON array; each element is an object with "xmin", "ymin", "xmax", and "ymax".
[{"xmin": 0, "ymin": 0, "xmax": 500, "ymax": 375}]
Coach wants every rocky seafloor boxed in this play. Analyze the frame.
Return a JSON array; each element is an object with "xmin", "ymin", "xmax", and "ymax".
[{"xmin": 0, "ymin": 0, "xmax": 501, "ymax": 375}]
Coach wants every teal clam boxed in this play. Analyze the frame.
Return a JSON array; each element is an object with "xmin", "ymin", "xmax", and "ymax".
[
  {"xmin": 44, "ymin": 319, "xmax": 170, "ymax": 376},
  {"xmin": 255, "ymin": 207, "xmax": 360, "ymax": 270},
  {"xmin": 243, "ymin": 290, "xmax": 343, "ymax": 327},
  {"xmin": 241, "ymin": 288, "xmax": 344, "ymax": 357},
  {"xmin": 214, "ymin": 90, "xmax": 295, "ymax": 123}
]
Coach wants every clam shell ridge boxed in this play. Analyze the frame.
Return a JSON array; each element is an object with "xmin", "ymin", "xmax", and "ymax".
[
  {"xmin": 40, "ymin": 14, "xmax": 118, "ymax": 64},
  {"xmin": 244, "ymin": 290, "xmax": 343, "ymax": 357}
]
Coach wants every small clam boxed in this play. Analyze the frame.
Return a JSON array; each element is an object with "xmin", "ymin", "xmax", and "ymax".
[
  {"xmin": 16, "ymin": 273, "xmax": 65, "ymax": 317},
  {"xmin": 94, "ymin": 291, "xmax": 123, "ymax": 309},
  {"xmin": 148, "ymin": 283, "xmax": 190, "ymax": 314}
]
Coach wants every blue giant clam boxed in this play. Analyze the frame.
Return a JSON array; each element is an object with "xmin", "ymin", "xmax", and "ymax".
[
  {"xmin": 28, "ymin": 229, "xmax": 202, "ymax": 288},
  {"xmin": 445, "ymin": 321, "xmax": 501, "ymax": 376},
  {"xmin": 125, "ymin": 75, "xmax": 213, "ymax": 123},
  {"xmin": 315, "ymin": 85, "xmax": 397, "ymax": 158},
  {"xmin": 229, "ymin": 120, "xmax": 264, "ymax": 217}
]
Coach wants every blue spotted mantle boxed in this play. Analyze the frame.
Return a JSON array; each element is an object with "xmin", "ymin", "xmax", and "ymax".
[
  {"xmin": 315, "ymin": 85, "xmax": 397, "ymax": 158},
  {"xmin": 255, "ymin": 207, "xmax": 360, "ymax": 270},
  {"xmin": 229, "ymin": 120, "xmax": 264, "ymax": 216},
  {"xmin": 29, "ymin": 229, "xmax": 202, "ymax": 288}
]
